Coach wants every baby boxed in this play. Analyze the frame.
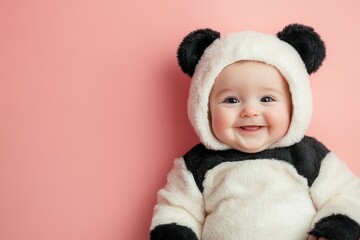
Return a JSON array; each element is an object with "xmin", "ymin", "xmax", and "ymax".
[{"xmin": 150, "ymin": 24, "xmax": 360, "ymax": 240}]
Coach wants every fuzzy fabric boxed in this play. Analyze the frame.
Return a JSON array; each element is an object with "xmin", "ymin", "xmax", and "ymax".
[
  {"xmin": 150, "ymin": 24, "xmax": 360, "ymax": 240},
  {"xmin": 187, "ymin": 30, "xmax": 312, "ymax": 150},
  {"xmin": 183, "ymin": 136, "xmax": 330, "ymax": 192},
  {"xmin": 150, "ymin": 223, "xmax": 198, "ymax": 240},
  {"xmin": 309, "ymin": 214, "xmax": 360, "ymax": 240},
  {"xmin": 176, "ymin": 24, "xmax": 326, "ymax": 151},
  {"xmin": 150, "ymin": 139, "xmax": 360, "ymax": 240},
  {"xmin": 177, "ymin": 29, "xmax": 220, "ymax": 77},
  {"xmin": 150, "ymin": 158, "xmax": 204, "ymax": 239},
  {"xmin": 277, "ymin": 24, "xmax": 326, "ymax": 74}
]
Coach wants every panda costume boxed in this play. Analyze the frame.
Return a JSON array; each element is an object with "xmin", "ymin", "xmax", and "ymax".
[{"xmin": 150, "ymin": 24, "xmax": 360, "ymax": 240}]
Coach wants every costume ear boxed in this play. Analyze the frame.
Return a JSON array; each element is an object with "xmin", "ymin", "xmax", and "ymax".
[
  {"xmin": 177, "ymin": 29, "xmax": 220, "ymax": 77},
  {"xmin": 277, "ymin": 24, "xmax": 326, "ymax": 74}
]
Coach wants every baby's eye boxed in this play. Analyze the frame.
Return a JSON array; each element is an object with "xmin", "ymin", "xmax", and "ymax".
[
  {"xmin": 260, "ymin": 96, "xmax": 275, "ymax": 102},
  {"xmin": 224, "ymin": 97, "xmax": 240, "ymax": 104}
]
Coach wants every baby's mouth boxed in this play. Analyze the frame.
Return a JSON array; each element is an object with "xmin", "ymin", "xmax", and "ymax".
[{"xmin": 239, "ymin": 126, "xmax": 264, "ymax": 131}]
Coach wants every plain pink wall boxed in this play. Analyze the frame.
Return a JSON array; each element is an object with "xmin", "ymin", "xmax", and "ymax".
[{"xmin": 1, "ymin": 0, "xmax": 360, "ymax": 239}]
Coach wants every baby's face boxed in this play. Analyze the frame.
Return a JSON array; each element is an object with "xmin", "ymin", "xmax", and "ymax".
[{"xmin": 209, "ymin": 61, "xmax": 292, "ymax": 153}]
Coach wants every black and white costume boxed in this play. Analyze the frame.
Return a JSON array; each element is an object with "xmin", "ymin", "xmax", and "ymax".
[{"xmin": 150, "ymin": 24, "xmax": 360, "ymax": 240}]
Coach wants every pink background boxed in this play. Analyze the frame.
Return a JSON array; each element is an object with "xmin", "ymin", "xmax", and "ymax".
[{"xmin": 1, "ymin": 1, "xmax": 360, "ymax": 239}]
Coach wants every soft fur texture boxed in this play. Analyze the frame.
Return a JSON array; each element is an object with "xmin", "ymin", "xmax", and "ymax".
[
  {"xmin": 150, "ymin": 24, "xmax": 360, "ymax": 240},
  {"xmin": 178, "ymin": 24, "xmax": 326, "ymax": 151},
  {"xmin": 150, "ymin": 158, "xmax": 204, "ymax": 239},
  {"xmin": 277, "ymin": 24, "xmax": 326, "ymax": 74},
  {"xmin": 150, "ymin": 223, "xmax": 198, "ymax": 240},
  {"xmin": 186, "ymin": 29, "xmax": 314, "ymax": 150},
  {"xmin": 184, "ymin": 136, "xmax": 330, "ymax": 192},
  {"xmin": 310, "ymin": 153, "xmax": 360, "ymax": 226},
  {"xmin": 309, "ymin": 214, "xmax": 360, "ymax": 240},
  {"xmin": 151, "ymin": 141, "xmax": 360, "ymax": 240},
  {"xmin": 177, "ymin": 29, "xmax": 220, "ymax": 77}
]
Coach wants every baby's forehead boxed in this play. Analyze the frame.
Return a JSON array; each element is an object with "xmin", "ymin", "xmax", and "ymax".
[
  {"xmin": 211, "ymin": 60, "xmax": 291, "ymax": 98},
  {"xmin": 223, "ymin": 60, "xmax": 283, "ymax": 74},
  {"xmin": 216, "ymin": 60, "xmax": 288, "ymax": 84}
]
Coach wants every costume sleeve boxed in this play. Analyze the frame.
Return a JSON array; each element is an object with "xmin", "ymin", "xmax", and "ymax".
[
  {"xmin": 309, "ymin": 152, "xmax": 360, "ymax": 239},
  {"xmin": 150, "ymin": 157, "xmax": 205, "ymax": 240}
]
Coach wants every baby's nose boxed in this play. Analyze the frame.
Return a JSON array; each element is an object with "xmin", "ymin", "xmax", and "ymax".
[{"xmin": 240, "ymin": 105, "xmax": 260, "ymax": 118}]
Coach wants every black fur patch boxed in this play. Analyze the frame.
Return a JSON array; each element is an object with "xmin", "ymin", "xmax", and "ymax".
[
  {"xmin": 150, "ymin": 223, "xmax": 198, "ymax": 240},
  {"xmin": 309, "ymin": 214, "xmax": 360, "ymax": 240},
  {"xmin": 177, "ymin": 29, "xmax": 220, "ymax": 77},
  {"xmin": 183, "ymin": 136, "xmax": 329, "ymax": 192},
  {"xmin": 277, "ymin": 23, "xmax": 326, "ymax": 74}
]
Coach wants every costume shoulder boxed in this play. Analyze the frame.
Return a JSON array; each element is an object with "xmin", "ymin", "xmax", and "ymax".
[{"xmin": 183, "ymin": 136, "xmax": 330, "ymax": 192}]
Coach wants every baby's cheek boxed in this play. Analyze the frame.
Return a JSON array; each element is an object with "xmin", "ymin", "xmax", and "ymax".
[
  {"xmin": 211, "ymin": 114, "xmax": 224, "ymax": 136},
  {"xmin": 269, "ymin": 112, "xmax": 291, "ymax": 137},
  {"xmin": 210, "ymin": 110, "xmax": 229, "ymax": 137}
]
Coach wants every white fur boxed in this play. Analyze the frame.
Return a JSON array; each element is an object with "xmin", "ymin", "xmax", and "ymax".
[
  {"xmin": 188, "ymin": 31, "xmax": 312, "ymax": 150},
  {"xmin": 151, "ymin": 153, "xmax": 360, "ymax": 239},
  {"xmin": 150, "ymin": 158, "xmax": 204, "ymax": 239},
  {"xmin": 201, "ymin": 160, "xmax": 316, "ymax": 239},
  {"xmin": 310, "ymin": 152, "xmax": 360, "ymax": 226}
]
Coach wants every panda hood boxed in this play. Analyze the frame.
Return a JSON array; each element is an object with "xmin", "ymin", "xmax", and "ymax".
[{"xmin": 177, "ymin": 24, "xmax": 326, "ymax": 151}]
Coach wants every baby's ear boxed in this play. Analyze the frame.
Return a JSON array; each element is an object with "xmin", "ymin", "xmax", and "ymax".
[
  {"xmin": 177, "ymin": 29, "xmax": 220, "ymax": 77},
  {"xmin": 277, "ymin": 24, "xmax": 326, "ymax": 74}
]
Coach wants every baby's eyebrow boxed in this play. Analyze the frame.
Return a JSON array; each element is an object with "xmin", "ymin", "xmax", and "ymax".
[
  {"xmin": 214, "ymin": 88, "xmax": 234, "ymax": 97},
  {"xmin": 260, "ymin": 87, "xmax": 284, "ymax": 95}
]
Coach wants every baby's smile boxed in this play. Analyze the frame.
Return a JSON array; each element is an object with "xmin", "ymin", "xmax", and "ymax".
[{"xmin": 238, "ymin": 125, "xmax": 264, "ymax": 132}]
